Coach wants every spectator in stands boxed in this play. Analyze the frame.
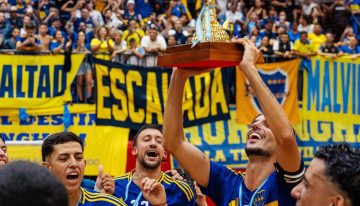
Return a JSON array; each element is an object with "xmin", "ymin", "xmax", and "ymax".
[
  {"xmin": 338, "ymin": 26, "xmax": 356, "ymax": 46},
  {"xmin": 225, "ymin": 1, "xmax": 244, "ymax": 36},
  {"xmin": 74, "ymin": 31, "xmax": 93, "ymax": 104},
  {"xmin": 103, "ymin": 9, "xmax": 123, "ymax": 29},
  {"xmin": 43, "ymin": 7, "xmax": 60, "ymax": 25},
  {"xmin": 135, "ymin": 0, "xmax": 154, "ymax": 18},
  {"xmin": 50, "ymin": 30, "xmax": 71, "ymax": 54},
  {"xmin": 293, "ymin": 31, "xmax": 316, "ymax": 100},
  {"xmin": 245, "ymin": 11, "xmax": 261, "ymax": 36},
  {"xmin": 125, "ymin": 37, "xmax": 144, "ymax": 65},
  {"xmin": 48, "ymin": 17, "xmax": 66, "ymax": 38},
  {"xmin": 36, "ymin": 23, "xmax": 52, "ymax": 51},
  {"xmin": 258, "ymin": 36, "xmax": 273, "ymax": 56},
  {"xmin": 291, "ymin": 143, "xmax": 360, "ymax": 206},
  {"xmin": 124, "ymin": 0, "xmax": 142, "ymax": 25},
  {"xmin": 246, "ymin": 0, "xmax": 267, "ymax": 20},
  {"xmin": 173, "ymin": 20, "xmax": 186, "ymax": 45},
  {"xmin": 167, "ymin": 0, "xmax": 187, "ymax": 18},
  {"xmin": 167, "ymin": 34, "xmax": 177, "ymax": 47},
  {"xmin": 0, "ymin": 12, "xmax": 11, "ymax": 46},
  {"xmin": 86, "ymin": 0, "xmax": 104, "ymax": 27},
  {"xmin": 308, "ymin": 23, "xmax": 325, "ymax": 52},
  {"xmin": 275, "ymin": 11, "xmax": 290, "ymax": 32},
  {"xmin": 140, "ymin": 24, "xmax": 166, "ymax": 67},
  {"xmin": 39, "ymin": 0, "xmax": 52, "ymax": 17},
  {"xmin": 329, "ymin": 0, "xmax": 350, "ymax": 42},
  {"xmin": 258, "ymin": 19, "xmax": 277, "ymax": 45},
  {"xmin": 288, "ymin": 20, "xmax": 300, "ymax": 42},
  {"xmin": 0, "ymin": 161, "xmax": 68, "ymax": 206},
  {"xmin": 91, "ymin": 26, "xmax": 114, "ymax": 60},
  {"xmin": 349, "ymin": 0, "xmax": 360, "ymax": 39},
  {"xmin": 72, "ymin": 7, "xmax": 95, "ymax": 35},
  {"xmin": 293, "ymin": 31, "xmax": 316, "ymax": 59},
  {"xmin": 123, "ymin": 19, "xmax": 145, "ymax": 48},
  {"xmin": 3, "ymin": 27, "xmax": 20, "ymax": 50},
  {"xmin": 340, "ymin": 36, "xmax": 360, "ymax": 58},
  {"xmin": 0, "ymin": 134, "xmax": 8, "ymax": 167},
  {"xmin": 15, "ymin": 0, "xmax": 26, "ymax": 17},
  {"xmin": 9, "ymin": 6, "xmax": 23, "ymax": 29},
  {"xmin": 16, "ymin": 23, "xmax": 41, "ymax": 51},
  {"xmin": 273, "ymin": 32, "xmax": 293, "ymax": 59},
  {"xmin": 318, "ymin": 32, "xmax": 343, "ymax": 58},
  {"xmin": 302, "ymin": 0, "xmax": 319, "ymax": 17},
  {"xmin": 297, "ymin": 14, "xmax": 313, "ymax": 34},
  {"xmin": 111, "ymin": 30, "xmax": 127, "ymax": 63},
  {"xmin": 271, "ymin": 0, "xmax": 292, "ymax": 18}
]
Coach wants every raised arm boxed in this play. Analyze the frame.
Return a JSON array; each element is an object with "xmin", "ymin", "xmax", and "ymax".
[
  {"xmin": 234, "ymin": 38, "xmax": 301, "ymax": 172},
  {"xmin": 163, "ymin": 68, "xmax": 211, "ymax": 188}
]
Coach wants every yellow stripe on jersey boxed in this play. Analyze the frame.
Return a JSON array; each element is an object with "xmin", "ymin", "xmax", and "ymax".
[
  {"xmin": 81, "ymin": 187, "xmax": 126, "ymax": 206},
  {"xmin": 265, "ymin": 200, "xmax": 279, "ymax": 206},
  {"xmin": 113, "ymin": 172, "xmax": 131, "ymax": 181},
  {"xmin": 163, "ymin": 174, "xmax": 194, "ymax": 201},
  {"xmin": 228, "ymin": 197, "xmax": 239, "ymax": 206}
]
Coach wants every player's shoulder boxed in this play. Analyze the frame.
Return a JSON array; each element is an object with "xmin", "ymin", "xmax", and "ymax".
[
  {"xmin": 161, "ymin": 172, "xmax": 195, "ymax": 202},
  {"xmin": 113, "ymin": 172, "xmax": 131, "ymax": 182},
  {"xmin": 81, "ymin": 187, "xmax": 126, "ymax": 206}
]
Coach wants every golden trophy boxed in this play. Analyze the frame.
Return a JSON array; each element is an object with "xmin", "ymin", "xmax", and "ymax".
[{"xmin": 157, "ymin": 0, "xmax": 263, "ymax": 68}]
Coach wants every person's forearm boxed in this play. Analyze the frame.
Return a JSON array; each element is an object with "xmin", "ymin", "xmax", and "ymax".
[{"xmin": 163, "ymin": 69, "xmax": 187, "ymax": 152}]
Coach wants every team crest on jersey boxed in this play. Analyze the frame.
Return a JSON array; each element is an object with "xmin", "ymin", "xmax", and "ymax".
[
  {"xmin": 253, "ymin": 189, "xmax": 266, "ymax": 206},
  {"xmin": 246, "ymin": 68, "xmax": 289, "ymax": 113}
]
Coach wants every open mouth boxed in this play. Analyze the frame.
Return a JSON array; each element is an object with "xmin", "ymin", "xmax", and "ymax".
[
  {"xmin": 146, "ymin": 150, "xmax": 158, "ymax": 158},
  {"xmin": 66, "ymin": 172, "xmax": 79, "ymax": 181}
]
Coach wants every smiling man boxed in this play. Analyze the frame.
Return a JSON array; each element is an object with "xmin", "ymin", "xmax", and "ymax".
[
  {"xmin": 0, "ymin": 134, "xmax": 8, "ymax": 167},
  {"xmin": 163, "ymin": 38, "xmax": 304, "ymax": 206},
  {"xmin": 113, "ymin": 124, "xmax": 195, "ymax": 206},
  {"xmin": 42, "ymin": 132, "xmax": 167, "ymax": 206}
]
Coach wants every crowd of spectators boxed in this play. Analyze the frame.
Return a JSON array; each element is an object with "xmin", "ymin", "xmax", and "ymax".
[{"xmin": 0, "ymin": 0, "xmax": 359, "ymax": 103}]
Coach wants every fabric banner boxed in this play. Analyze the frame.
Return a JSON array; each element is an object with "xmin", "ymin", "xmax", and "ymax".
[
  {"xmin": 236, "ymin": 59, "xmax": 300, "ymax": 124},
  {"xmin": 0, "ymin": 104, "xmax": 129, "ymax": 176},
  {"xmin": 0, "ymin": 54, "xmax": 84, "ymax": 109},
  {"xmin": 300, "ymin": 56, "xmax": 360, "ymax": 164},
  {"xmin": 94, "ymin": 58, "xmax": 230, "ymax": 130}
]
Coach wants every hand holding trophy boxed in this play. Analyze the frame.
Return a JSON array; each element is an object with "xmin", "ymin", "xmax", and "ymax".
[{"xmin": 158, "ymin": 0, "xmax": 264, "ymax": 68}]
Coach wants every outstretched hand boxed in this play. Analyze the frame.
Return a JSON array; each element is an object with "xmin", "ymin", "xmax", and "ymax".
[
  {"xmin": 141, "ymin": 177, "xmax": 167, "ymax": 205},
  {"xmin": 231, "ymin": 37, "xmax": 261, "ymax": 70}
]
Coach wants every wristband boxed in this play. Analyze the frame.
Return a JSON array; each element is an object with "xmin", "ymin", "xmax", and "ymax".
[{"xmin": 153, "ymin": 203, "xmax": 167, "ymax": 206}]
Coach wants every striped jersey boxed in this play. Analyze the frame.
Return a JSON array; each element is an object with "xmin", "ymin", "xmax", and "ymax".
[
  {"xmin": 202, "ymin": 161, "xmax": 305, "ymax": 206},
  {"xmin": 78, "ymin": 187, "xmax": 127, "ymax": 206},
  {"xmin": 113, "ymin": 171, "xmax": 195, "ymax": 206}
]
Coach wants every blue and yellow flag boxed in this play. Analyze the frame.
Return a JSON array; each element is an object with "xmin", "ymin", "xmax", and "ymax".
[{"xmin": 236, "ymin": 59, "xmax": 300, "ymax": 124}]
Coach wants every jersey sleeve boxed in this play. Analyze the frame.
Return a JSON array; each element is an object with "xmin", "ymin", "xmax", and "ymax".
[{"xmin": 201, "ymin": 161, "xmax": 243, "ymax": 205}]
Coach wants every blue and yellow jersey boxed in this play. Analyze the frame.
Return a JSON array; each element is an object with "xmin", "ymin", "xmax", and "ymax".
[
  {"xmin": 202, "ymin": 161, "xmax": 305, "ymax": 206},
  {"xmin": 113, "ymin": 171, "xmax": 195, "ymax": 206},
  {"xmin": 78, "ymin": 187, "xmax": 127, "ymax": 206}
]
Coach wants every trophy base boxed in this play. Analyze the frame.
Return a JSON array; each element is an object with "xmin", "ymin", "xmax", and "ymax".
[{"xmin": 157, "ymin": 42, "xmax": 264, "ymax": 68}]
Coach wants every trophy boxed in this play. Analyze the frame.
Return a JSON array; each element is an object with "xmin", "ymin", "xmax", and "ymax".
[{"xmin": 157, "ymin": 0, "xmax": 264, "ymax": 68}]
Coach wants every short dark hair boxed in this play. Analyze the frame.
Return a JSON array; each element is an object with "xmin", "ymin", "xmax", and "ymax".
[
  {"xmin": 0, "ymin": 134, "xmax": 5, "ymax": 144},
  {"xmin": 315, "ymin": 143, "xmax": 360, "ymax": 206},
  {"xmin": 133, "ymin": 125, "xmax": 162, "ymax": 147},
  {"xmin": 0, "ymin": 161, "xmax": 68, "ymax": 206},
  {"xmin": 299, "ymin": 31, "xmax": 308, "ymax": 36},
  {"xmin": 42, "ymin": 132, "xmax": 84, "ymax": 161},
  {"xmin": 25, "ymin": 23, "xmax": 35, "ymax": 30}
]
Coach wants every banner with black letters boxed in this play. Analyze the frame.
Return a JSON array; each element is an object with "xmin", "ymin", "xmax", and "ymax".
[{"xmin": 94, "ymin": 58, "xmax": 231, "ymax": 130}]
